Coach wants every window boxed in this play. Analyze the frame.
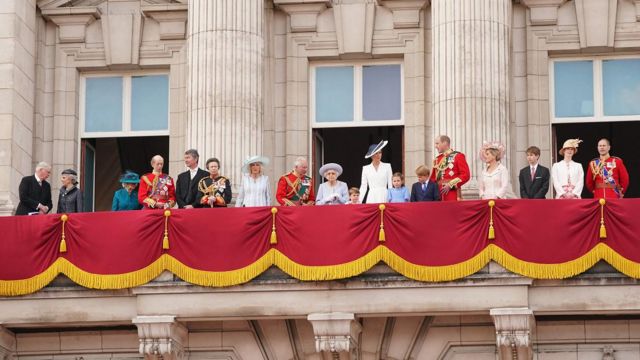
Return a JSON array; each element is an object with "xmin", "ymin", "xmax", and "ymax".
[
  {"xmin": 551, "ymin": 58, "xmax": 640, "ymax": 123},
  {"xmin": 311, "ymin": 62, "xmax": 403, "ymax": 127},
  {"xmin": 81, "ymin": 73, "xmax": 170, "ymax": 136}
]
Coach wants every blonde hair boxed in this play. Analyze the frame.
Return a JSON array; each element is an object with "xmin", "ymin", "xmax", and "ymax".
[{"xmin": 415, "ymin": 165, "xmax": 430, "ymax": 177}]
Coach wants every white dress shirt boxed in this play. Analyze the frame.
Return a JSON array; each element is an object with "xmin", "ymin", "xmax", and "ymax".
[{"xmin": 551, "ymin": 160, "xmax": 584, "ymax": 199}]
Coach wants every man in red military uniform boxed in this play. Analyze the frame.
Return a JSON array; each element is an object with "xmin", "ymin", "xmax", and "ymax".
[
  {"xmin": 586, "ymin": 138, "xmax": 629, "ymax": 199},
  {"xmin": 429, "ymin": 135, "xmax": 471, "ymax": 201},
  {"xmin": 276, "ymin": 157, "xmax": 315, "ymax": 206},
  {"xmin": 139, "ymin": 155, "xmax": 176, "ymax": 209}
]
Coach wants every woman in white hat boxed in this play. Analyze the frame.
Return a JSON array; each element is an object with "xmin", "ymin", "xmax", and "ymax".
[
  {"xmin": 358, "ymin": 140, "xmax": 393, "ymax": 203},
  {"xmin": 551, "ymin": 139, "xmax": 584, "ymax": 199},
  {"xmin": 236, "ymin": 155, "xmax": 271, "ymax": 207},
  {"xmin": 316, "ymin": 163, "xmax": 348, "ymax": 205},
  {"xmin": 478, "ymin": 141, "xmax": 516, "ymax": 200}
]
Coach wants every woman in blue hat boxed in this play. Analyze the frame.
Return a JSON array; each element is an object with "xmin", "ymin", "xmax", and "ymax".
[
  {"xmin": 112, "ymin": 171, "xmax": 143, "ymax": 211},
  {"xmin": 358, "ymin": 140, "xmax": 393, "ymax": 203}
]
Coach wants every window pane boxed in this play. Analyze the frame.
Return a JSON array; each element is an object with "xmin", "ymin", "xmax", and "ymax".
[
  {"xmin": 363, "ymin": 64, "xmax": 402, "ymax": 121},
  {"xmin": 315, "ymin": 66, "xmax": 354, "ymax": 122},
  {"xmin": 603, "ymin": 59, "xmax": 640, "ymax": 116},
  {"xmin": 131, "ymin": 75, "xmax": 169, "ymax": 131},
  {"xmin": 554, "ymin": 61, "xmax": 593, "ymax": 117},
  {"xmin": 85, "ymin": 77, "xmax": 123, "ymax": 132}
]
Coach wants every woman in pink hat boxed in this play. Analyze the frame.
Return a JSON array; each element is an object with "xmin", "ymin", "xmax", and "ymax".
[
  {"xmin": 551, "ymin": 139, "xmax": 584, "ymax": 199},
  {"xmin": 478, "ymin": 141, "xmax": 516, "ymax": 200}
]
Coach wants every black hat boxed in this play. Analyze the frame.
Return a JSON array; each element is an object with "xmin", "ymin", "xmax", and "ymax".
[
  {"xmin": 61, "ymin": 169, "xmax": 77, "ymax": 176},
  {"xmin": 364, "ymin": 140, "xmax": 388, "ymax": 159}
]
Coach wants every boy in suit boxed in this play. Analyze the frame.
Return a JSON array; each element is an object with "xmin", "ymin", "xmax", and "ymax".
[
  {"xmin": 16, "ymin": 162, "xmax": 53, "ymax": 215},
  {"xmin": 518, "ymin": 146, "xmax": 550, "ymax": 199},
  {"xmin": 410, "ymin": 165, "xmax": 440, "ymax": 202}
]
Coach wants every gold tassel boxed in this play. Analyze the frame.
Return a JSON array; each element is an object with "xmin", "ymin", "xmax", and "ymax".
[
  {"xmin": 270, "ymin": 207, "xmax": 278, "ymax": 245},
  {"xmin": 59, "ymin": 214, "xmax": 68, "ymax": 253},
  {"xmin": 378, "ymin": 204, "xmax": 386, "ymax": 242},
  {"xmin": 163, "ymin": 210, "xmax": 171, "ymax": 250},
  {"xmin": 488, "ymin": 200, "xmax": 495, "ymax": 240},
  {"xmin": 599, "ymin": 199, "xmax": 607, "ymax": 239}
]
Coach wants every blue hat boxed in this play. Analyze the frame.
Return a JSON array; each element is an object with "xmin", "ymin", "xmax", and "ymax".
[
  {"xmin": 319, "ymin": 163, "xmax": 343, "ymax": 177},
  {"xmin": 364, "ymin": 140, "xmax": 388, "ymax": 159},
  {"xmin": 119, "ymin": 171, "xmax": 140, "ymax": 184}
]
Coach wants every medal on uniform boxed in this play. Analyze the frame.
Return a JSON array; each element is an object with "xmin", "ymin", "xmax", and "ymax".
[{"xmin": 448, "ymin": 170, "xmax": 454, "ymax": 176}]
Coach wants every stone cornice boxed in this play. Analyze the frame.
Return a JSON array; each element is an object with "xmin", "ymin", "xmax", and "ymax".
[
  {"xmin": 380, "ymin": 0, "xmax": 428, "ymax": 29},
  {"xmin": 142, "ymin": 3, "xmax": 188, "ymax": 40},
  {"xmin": 274, "ymin": 0, "xmax": 331, "ymax": 32},
  {"xmin": 41, "ymin": 7, "xmax": 101, "ymax": 43},
  {"xmin": 521, "ymin": 0, "xmax": 567, "ymax": 25}
]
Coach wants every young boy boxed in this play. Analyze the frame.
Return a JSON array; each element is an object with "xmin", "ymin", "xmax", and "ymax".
[
  {"xmin": 410, "ymin": 165, "xmax": 440, "ymax": 202},
  {"xmin": 348, "ymin": 187, "xmax": 360, "ymax": 204},
  {"xmin": 518, "ymin": 145, "xmax": 550, "ymax": 199}
]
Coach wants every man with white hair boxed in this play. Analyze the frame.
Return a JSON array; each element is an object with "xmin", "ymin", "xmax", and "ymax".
[
  {"xmin": 276, "ymin": 157, "xmax": 315, "ymax": 206},
  {"xmin": 138, "ymin": 155, "xmax": 176, "ymax": 209},
  {"xmin": 16, "ymin": 162, "xmax": 53, "ymax": 215}
]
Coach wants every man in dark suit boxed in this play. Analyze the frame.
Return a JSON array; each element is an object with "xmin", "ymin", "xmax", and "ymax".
[
  {"xmin": 176, "ymin": 149, "xmax": 209, "ymax": 208},
  {"xmin": 519, "ymin": 146, "xmax": 550, "ymax": 199},
  {"xmin": 16, "ymin": 162, "xmax": 53, "ymax": 215},
  {"xmin": 410, "ymin": 165, "xmax": 441, "ymax": 202}
]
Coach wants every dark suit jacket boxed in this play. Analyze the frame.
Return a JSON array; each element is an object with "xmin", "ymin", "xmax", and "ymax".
[
  {"xmin": 410, "ymin": 180, "xmax": 441, "ymax": 202},
  {"xmin": 519, "ymin": 165, "xmax": 550, "ymax": 199},
  {"xmin": 176, "ymin": 168, "xmax": 209, "ymax": 208},
  {"xmin": 16, "ymin": 175, "xmax": 53, "ymax": 215}
]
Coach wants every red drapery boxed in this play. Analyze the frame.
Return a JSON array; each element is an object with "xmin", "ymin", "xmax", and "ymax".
[{"xmin": 1, "ymin": 199, "xmax": 639, "ymax": 296}]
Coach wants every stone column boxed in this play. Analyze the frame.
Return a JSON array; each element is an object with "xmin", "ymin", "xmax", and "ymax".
[
  {"xmin": 431, "ymin": 0, "xmax": 512, "ymax": 192},
  {"xmin": 0, "ymin": 0, "xmax": 37, "ymax": 215},
  {"xmin": 186, "ymin": 0, "xmax": 264, "ymax": 190}
]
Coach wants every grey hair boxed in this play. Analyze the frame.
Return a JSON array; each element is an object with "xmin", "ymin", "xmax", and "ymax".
[
  {"xmin": 64, "ymin": 173, "xmax": 78, "ymax": 185},
  {"xmin": 184, "ymin": 149, "xmax": 199, "ymax": 161},
  {"xmin": 293, "ymin": 157, "xmax": 307, "ymax": 167},
  {"xmin": 35, "ymin": 162, "xmax": 51, "ymax": 171}
]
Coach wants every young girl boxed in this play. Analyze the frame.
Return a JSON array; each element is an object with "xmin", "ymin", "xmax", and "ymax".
[{"xmin": 387, "ymin": 172, "xmax": 410, "ymax": 203}]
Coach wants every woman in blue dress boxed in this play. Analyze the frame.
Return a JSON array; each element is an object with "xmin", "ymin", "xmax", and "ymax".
[{"xmin": 112, "ymin": 171, "xmax": 143, "ymax": 211}]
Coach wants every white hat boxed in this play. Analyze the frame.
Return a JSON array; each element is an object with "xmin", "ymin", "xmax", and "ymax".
[
  {"xmin": 364, "ymin": 140, "xmax": 388, "ymax": 159},
  {"xmin": 559, "ymin": 139, "xmax": 582, "ymax": 156},
  {"xmin": 241, "ymin": 155, "xmax": 269, "ymax": 174},
  {"xmin": 319, "ymin": 163, "xmax": 343, "ymax": 177}
]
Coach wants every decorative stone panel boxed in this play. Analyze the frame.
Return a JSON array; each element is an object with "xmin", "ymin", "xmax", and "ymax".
[
  {"xmin": 490, "ymin": 308, "xmax": 535, "ymax": 360},
  {"xmin": 521, "ymin": 0, "xmax": 567, "ymax": 26},
  {"xmin": 133, "ymin": 316, "xmax": 188, "ymax": 360},
  {"xmin": 308, "ymin": 313, "xmax": 362, "ymax": 359}
]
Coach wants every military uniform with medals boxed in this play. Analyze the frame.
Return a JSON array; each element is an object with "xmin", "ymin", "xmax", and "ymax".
[
  {"xmin": 586, "ymin": 156, "xmax": 629, "ymax": 199},
  {"xmin": 276, "ymin": 171, "xmax": 315, "ymax": 206},
  {"xmin": 429, "ymin": 149, "xmax": 471, "ymax": 201},
  {"xmin": 138, "ymin": 172, "xmax": 176, "ymax": 209},
  {"xmin": 197, "ymin": 176, "xmax": 232, "ymax": 207}
]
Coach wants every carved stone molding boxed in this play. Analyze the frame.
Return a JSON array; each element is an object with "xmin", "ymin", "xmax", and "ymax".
[
  {"xmin": 330, "ymin": 0, "xmax": 378, "ymax": 55},
  {"xmin": 142, "ymin": 3, "xmax": 188, "ymax": 40},
  {"xmin": 307, "ymin": 313, "xmax": 362, "ymax": 359},
  {"xmin": 575, "ymin": 0, "xmax": 617, "ymax": 48},
  {"xmin": 380, "ymin": 0, "xmax": 428, "ymax": 29},
  {"xmin": 490, "ymin": 308, "xmax": 535, "ymax": 360},
  {"xmin": 521, "ymin": 0, "xmax": 567, "ymax": 26},
  {"xmin": 0, "ymin": 326, "xmax": 16, "ymax": 360},
  {"xmin": 274, "ymin": 0, "xmax": 331, "ymax": 33},
  {"xmin": 133, "ymin": 315, "xmax": 188, "ymax": 360},
  {"xmin": 41, "ymin": 7, "xmax": 101, "ymax": 43}
]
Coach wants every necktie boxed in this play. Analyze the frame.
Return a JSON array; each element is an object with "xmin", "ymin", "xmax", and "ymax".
[
  {"xmin": 530, "ymin": 167, "xmax": 535, "ymax": 181},
  {"xmin": 422, "ymin": 183, "xmax": 426, "ymax": 191}
]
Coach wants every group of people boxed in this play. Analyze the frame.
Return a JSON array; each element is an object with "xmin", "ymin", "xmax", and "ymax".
[{"xmin": 14, "ymin": 135, "xmax": 631, "ymax": 216}]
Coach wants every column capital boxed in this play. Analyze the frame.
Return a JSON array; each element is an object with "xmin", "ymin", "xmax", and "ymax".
[
  {"xmin": 490, "ymin": 308, "xmax": 535, "ymax": 360},
  {"xmin": 142, "ymin": 3, "xmax": 188, "ymax": 40},
  {"xmin": 274, "ymin": 0, "xmax": 331, "ymax": 32},
  {"xmin": 132, "ymin": 316, "xmax": 188, "ymax": 360},
  {"xmin": 380, "ymin": 0, "xmax": 428, "ymax": 29},
  {"xmin": 0, "ymin": 326, "xmax": 16, "ymax": 360},
  {"xmin": 41, "ymin": 7, "xmax": 101, "ymax": 43},
  {"xmin": 520, "ymin": 0, "xmax": 567, "ymax": 26},
  {"xmin": 307, "ymin": 313, "xmax": 362, "ymax": 359}
]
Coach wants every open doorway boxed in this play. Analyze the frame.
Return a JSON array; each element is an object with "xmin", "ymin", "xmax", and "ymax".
[
  {"xmin": 553, "ymin": 121, "xmax": 639, "ymax": 198},
  {"xmin": 81, "ymin": 136, "xmax": 169, "ymax": 211},
  {"xmin": 312, "ymin": 126, "xmax": 403, "ymax": 202}
]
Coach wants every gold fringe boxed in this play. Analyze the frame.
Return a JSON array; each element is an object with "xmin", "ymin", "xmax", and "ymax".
[
  {"xmin": 382, "ymin": 246, "xmax": 491, "ymax": 282},
  {"xmin": 489, "ymin": 244, "xmax": 601, "ymax": 279},
  {"xmin": 274, "ymin": 248, "xmax": 382, "ymax": 281},
  {"xmin": 378, "ymin": 204, "xmax": 386, "ymax": 242},
  {"xmin": 599, "ymin": 199, "xmax": 607, "ymax": 239},
  {"xmin": 0, "ymin": 259, "xmax": 62, "ymax": 296},
  {"xmin": 60, "ymin": 256, "xmax": 166, "ymax": 290},
  {"xmin": 167, "ymin": 250, "xmax": 275, "ymax": 287},
  {"xmin": 599, "ymin": 243, "xmax": 640, "ymax": 278},
  {"xmin": 270, "ymin": 207, "xmax": 278, "ymax": 245},
  {"xmin": 487, "ymin": 200, "xmax": 495, "ymax": 240},
  {"xmin": 60, "ymin": 214, "xmax": 69, "ymax": 253},
  {"xmin": 163, "ymin": 210, "xmax": 171, "ymax": 250}
]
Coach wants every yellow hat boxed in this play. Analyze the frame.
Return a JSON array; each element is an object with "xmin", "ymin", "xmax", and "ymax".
[{"xmin": 559, "ymin": 139, "xmax": 582, "ymax": 156}]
